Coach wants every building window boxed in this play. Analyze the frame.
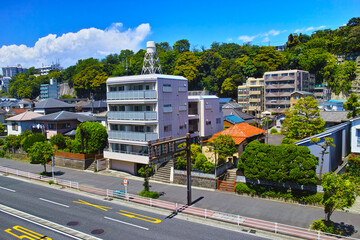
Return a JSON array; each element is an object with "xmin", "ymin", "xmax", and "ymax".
[
  {"xmin": 206, "ymin": 120, "xmax": 212, "ymax": 125},
  {"xmin": 216, "ymin": 118, "xmax": 221, "ymax": 124},
  {"xmin": 48, "ymin": 123, "xmax": 56, "ymax": 130},
  {"xmin": 289, "ymin": 73, "xmax": 295, "ymax": 76},
  {"xmin": 357, "ymin": 129, "xmax": 360, "ymax": 146},
  {"xmin": 110, "ymin": 86, "xmax": 117, "ymax": 92},
  {"xmin": 12, "ymin": 122, "xmax": 18, "ymax": 131},
  {"xmin": 110, "ymin": 124, "xmax": 119, "ymax": 131},
  {"xmin": 164, "ymin": 125, "xmax": 172, "ymax": 132}
]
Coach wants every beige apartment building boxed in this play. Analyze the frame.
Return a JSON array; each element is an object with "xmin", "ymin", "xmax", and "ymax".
[
  {"xmin": 238, "ymin": 77, "xmax": 264, "ymax": 117},
  {"xmin": 264, "ymin": 70, "xmax": 315, "ymax": 113}
]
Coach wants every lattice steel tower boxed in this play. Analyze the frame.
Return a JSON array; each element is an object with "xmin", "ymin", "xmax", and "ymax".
[{"xmin": 141, "ymin": 41, "xmax": 162, "ymax": 74}]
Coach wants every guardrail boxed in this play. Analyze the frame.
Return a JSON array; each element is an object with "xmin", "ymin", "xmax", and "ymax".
[
  {"xmin": 0, "ymin": 166, "xmax": 79, "ymax": 190},
  {"xmin": 0, "ymin": 166, "xmax": 358, "ymax": 240}
]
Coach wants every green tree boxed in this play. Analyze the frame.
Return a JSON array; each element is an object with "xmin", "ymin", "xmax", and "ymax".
[
  {"xmin": 138, "ymin": 165, "xmax": 155, "ymax": 192},
  {"xmin": 344, "ymin": 93, "xmax": 360, "ymax": 119},
  {"xmin": 21, "ymin": 133, "xmax": 46, "ymax": 153},
  {"xmin": 238, "ymin": 141, "xmax": 318, "ymax": 185},
  {"xmin": 281, "ymin": 96, "xmax": 325, "ymax": 140},
  {"xmin": 4, "ymin": 135, "xmax": 19, "ymax": 153},
  {"xmin": 253, "ymin": 46, "xmax": 287, "ymax": 72},
  {"xmin": 324, "ymin": 60, "xmax": 357, "ymax": 95},
  {"xmin": 310, "ymin": 137, "xmax": 336, "ymax": 181},
  {"xmin": 211, "ymin": 134, "xmax": 237, "ymax": 165},
  {"xmin": 0, "ymin": 123, "xmax": 4, "ymax": 134},
  {"xmin": 49, "ymin": 134, "xmax": 67, "ymax": 150},
  {"xmin": 60, "ymin": 94, "xmax": 74, "ymax": 99},
  {"xmin": 74, "ymin": 122, "xmax": 107, "ymax": 154},
  {"xmin": 173, "ymin": 52, "xmax": 201, "ymax": 89},
  {"xmin": 173, "ymin": 39, "xmax": 190, "ymax": 53},
  {"xmin": 28, "ymin": 141, "xmax": 54, "ymax": 173},
  {"xmin": 321, "ymin": 173, "xmax": 357, "ymax": 222}
]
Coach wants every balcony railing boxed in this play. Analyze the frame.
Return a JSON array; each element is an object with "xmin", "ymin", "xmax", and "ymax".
[
  {"xmin": 108, "ymin": 111, "xmax": 157, "ymax": 121},
  {"xmin": 108, "ymin": 130, "xmax": 158, "ymax": 142},
  {"xmin": 107, "ymin": 90, "xmax": 157, "ymax": 100}
]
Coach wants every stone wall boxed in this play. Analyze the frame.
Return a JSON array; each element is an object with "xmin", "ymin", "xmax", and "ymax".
[{"xmin": 173, "ymin": 173, "xmax": 217, "ymax": 189}]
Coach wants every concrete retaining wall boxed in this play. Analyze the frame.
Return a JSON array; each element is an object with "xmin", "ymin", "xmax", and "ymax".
[{"xmin": 173, "ymin": 172, "xmax": 217, "ymax": 189}]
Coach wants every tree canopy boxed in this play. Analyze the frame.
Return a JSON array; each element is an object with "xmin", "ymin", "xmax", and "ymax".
[
  {"xmin": 7, "ymin": 17, "xmax": 358, "ymax": 100},
  {"xmin": 281, "ymin": 96, "xmax": 325, "ymax": 141},
  {"xmin": 238, "ymin": 141, "xmax": 318, "ymax": 185}
]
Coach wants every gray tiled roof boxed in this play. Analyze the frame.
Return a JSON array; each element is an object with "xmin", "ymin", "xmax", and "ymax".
[
  {"xmin": 34, "ymin": 98, "xmax": 75, "ymax": 109},
  {"xmin": 320, "ymin": 111, "xmax": 349, "ymax": 123},
  {"xmin": 32, "ymin": 111, "xmax": 96, "ymax": 122}
]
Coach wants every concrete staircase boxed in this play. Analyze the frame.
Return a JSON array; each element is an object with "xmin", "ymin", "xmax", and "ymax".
[
  {"xmin": 225, "ymin": 168, "xmax": 238, "ymax": 182},
  {"xmin": 151, "ymin": 159, "xmax": 174, "ymax": 183}
]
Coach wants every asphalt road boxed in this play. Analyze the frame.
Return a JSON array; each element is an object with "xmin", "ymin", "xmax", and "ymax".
[
  {"xmin": 1, "ymin": 157, "xmax": 359, "ymax": 238},
  {"xmin": 0, "ymin": 175, "xmax": 268, "ymax": 240},
  {"xmin": 0, "ymin": 211, "xmax": 73, "ymax": 240}
]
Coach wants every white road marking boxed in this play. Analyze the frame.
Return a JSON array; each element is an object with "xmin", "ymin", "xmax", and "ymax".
[
  {"xmin": 0, "ymin": 186, "xmax": 16, "ymax": 192},
  {"xmin": 104, "ymin": 216, "xmax": 149, "ymax": 230},
  {"xmin": 39, "ymin": 198, "xmax": 69, "ymax": 208},
  {"xmin": 0, "ymin": 207, "xmax": 102, "ymax": 240}
]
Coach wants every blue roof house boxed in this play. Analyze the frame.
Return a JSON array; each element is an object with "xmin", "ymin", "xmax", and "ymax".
[{"xmin": 295, "ymin": 122, "xmax": 351, "ymax": 175}]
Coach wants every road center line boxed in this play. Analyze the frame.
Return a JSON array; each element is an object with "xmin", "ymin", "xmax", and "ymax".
[
  {"xmin": 0, "ymin": 186, "xmax": 16, "ymax": 192},
  {"xmin": 104, "ymin": 216, "xmax": 149, "ymax": 230},
  {"xmin": 39, "ymin": 198, "xmax": 69, "ymax": 208}
]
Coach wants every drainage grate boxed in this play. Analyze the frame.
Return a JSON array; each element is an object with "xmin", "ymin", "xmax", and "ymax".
[
  {"xmin": 67, "ymin": 221, "xmax": 79, "ymax": 226},
  {"xmin": 91, "ymin": 229, "xmax": 104, "ymax": 235}
]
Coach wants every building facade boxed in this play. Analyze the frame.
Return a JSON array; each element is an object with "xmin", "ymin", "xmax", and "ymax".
[
  {"xmin": 40, "ymin": 78, "xmax": 59, "ymax": 99},
  {"xmin": 2, "ymin": 64, "xmax": 27, "ymax": 77},
  {"xmin": 104, "ymin": 74, "xmax": 189, "ymax": 174},
  {"xmin": 36, "ymin": 63, "xmax": 63, "ymax": 75},
  {"xmin": 264, "ymin": 70, "xmax": 315, "ymax": 113},
  {"xmin": 237, "ymin": 77, "xmax": 264, "ymax": 117},
  {"xmin": 188, "ymin": 93, "xmax": 223, "ymax": 139}
]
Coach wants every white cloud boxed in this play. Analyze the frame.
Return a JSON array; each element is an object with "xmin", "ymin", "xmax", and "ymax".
[
  {"xmin": 237, "ymin": 29, "xmax": 284, "ymax": 43},
  {"xmin": 238, "ymin": 35, "xmax": 257, "ymax": 42},
  {"xmin": 0, "ymin": 23, "xmax": 151, "ymax": 69},
  {"xmin": 294, "ymin": 25, "xmax": 326, "ymax": 33}
]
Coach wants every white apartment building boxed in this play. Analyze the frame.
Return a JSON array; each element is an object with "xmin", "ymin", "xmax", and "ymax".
[
  {"xmin": 188, "ymin": 92, "xmax": 223, "ymax": 138},
  {"xmin": 104, "ymin": 74, "xmax": 189, "ymax": 174}
]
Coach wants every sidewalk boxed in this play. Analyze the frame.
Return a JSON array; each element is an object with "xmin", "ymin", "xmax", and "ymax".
[{"xmin": 1, "ymin": 157, "xmax": 360, "ymax": 238}]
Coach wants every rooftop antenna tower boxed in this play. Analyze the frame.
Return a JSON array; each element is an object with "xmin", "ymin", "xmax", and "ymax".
[{"xmin": 142, "ymin": 41, "xmax": 162, "ymax": 74}]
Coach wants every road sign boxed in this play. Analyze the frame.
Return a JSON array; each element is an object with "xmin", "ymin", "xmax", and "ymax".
[{"xmin": 123, "ymin": 178, "xmax": 128, "ymax": 185}]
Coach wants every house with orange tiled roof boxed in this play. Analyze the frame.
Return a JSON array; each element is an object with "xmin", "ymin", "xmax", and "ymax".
[{"xmin": 207, "ymin": 122, "xmax": 266, "ymax": 156}]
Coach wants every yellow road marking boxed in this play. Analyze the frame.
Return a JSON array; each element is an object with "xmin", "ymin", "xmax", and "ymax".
[
  {"xmin": 73, "ymin": 199, "xmax": 112, "ymax": 211},
  {"xmin": 4, "ymin": 225, "xmax": 52, "ymax": 240},
  {"xmin": 117, "ymin": 210, "xmax": 162, "ymax": 223}
]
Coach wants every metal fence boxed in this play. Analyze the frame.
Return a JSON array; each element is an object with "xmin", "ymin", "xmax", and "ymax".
[{"xmin": 0, "ymin": 166, "xmax": 358, "ymax": 240}]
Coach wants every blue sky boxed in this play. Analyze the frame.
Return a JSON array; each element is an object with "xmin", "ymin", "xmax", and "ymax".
[{"xmin": 0, "ymin": 0, "xmax": 359, "ymax": 70}]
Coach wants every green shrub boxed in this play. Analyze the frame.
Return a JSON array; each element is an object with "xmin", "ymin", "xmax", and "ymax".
[
  {"xmin": 0, "ymin": 150, "xmax": 5, "ymax": 157},
  {"xmin": 139, "ymin": 190, "xmax": 160, "ymax": 199},
  {"xmin": 48, "ymin": 180, "xmax": 54, "ymax": 185},
  {"xmin": 235, "ymin": 183, "xmax": 251, "ymax": 194},
  {"xmin": 270, "ymin": 128, "xmax": 278, "ymax": 134},
  {"xmin": 300, "ymin": 192, "xmax": 323, "ymax": 204},
  {"xmin": 175, "ymin": 157, "xmax": 187, "ymax": 170},
  {"xmin": 311, "ymin": 219, "xmax": 341, "ymax": 235}
]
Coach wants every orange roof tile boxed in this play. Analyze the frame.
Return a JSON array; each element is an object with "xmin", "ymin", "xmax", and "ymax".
[
  {"xmin": 207, "ymin": 122, "xmax": 266, "ymax": 145},
  {"xmin": 12, "ymin": 108, "xmax": 27, "ymax": 114}
]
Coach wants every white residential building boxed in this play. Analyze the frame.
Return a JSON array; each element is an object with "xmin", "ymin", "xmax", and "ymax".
[
  {"xmin": 104, "ymin": 41, "xmax": 223, "ymax": 175},
  {"xmin": 104, "ymin": 74, "xmax": 189, "ymax": 174},
  {"xmin": 188, "ymin": 92, "xmax": 223, "ymax": 138}
]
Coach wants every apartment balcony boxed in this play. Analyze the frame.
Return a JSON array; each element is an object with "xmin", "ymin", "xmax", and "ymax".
[
  {"xmin": 249, "ymin": 98, "xmax": 261, "ymax": 103},
  {"xmin": 265, "ymin": 84, "xmax": 295, "ymax": 89},
  {"xmin": 265, "ymin": 100, "xmax": 289, "ymax": 105},
  {"xmin": 108, "ymin": 130, "xmax": 158, "ymax": 142},
  {"xmin": 249, "ymin": 90, "xmax": 262, "ymax": 95},
  {"xmin": 266, "ymin": 75, "xmax": 295, "ymax": 81},
  {"xmin": 107, "ymin": 111, "xmax": 157, "ymax": 121},
  {"xmin": 107, "ymin": 90, "xmax": 157, "ymax": 100}
]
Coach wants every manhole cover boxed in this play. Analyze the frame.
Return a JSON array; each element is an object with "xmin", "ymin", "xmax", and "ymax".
[
  {"xmin": 91, "ymin": 229, "xmax": 104, "ymax": 235},
  {"xmin": 67, "ymin": 221, "xmax": 79, "ymax": 226}
]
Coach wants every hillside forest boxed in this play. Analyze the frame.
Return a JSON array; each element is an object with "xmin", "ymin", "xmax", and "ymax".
[{"xmin": 7, "ymin": 17, "xmax": 360, "ymax": 100}]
